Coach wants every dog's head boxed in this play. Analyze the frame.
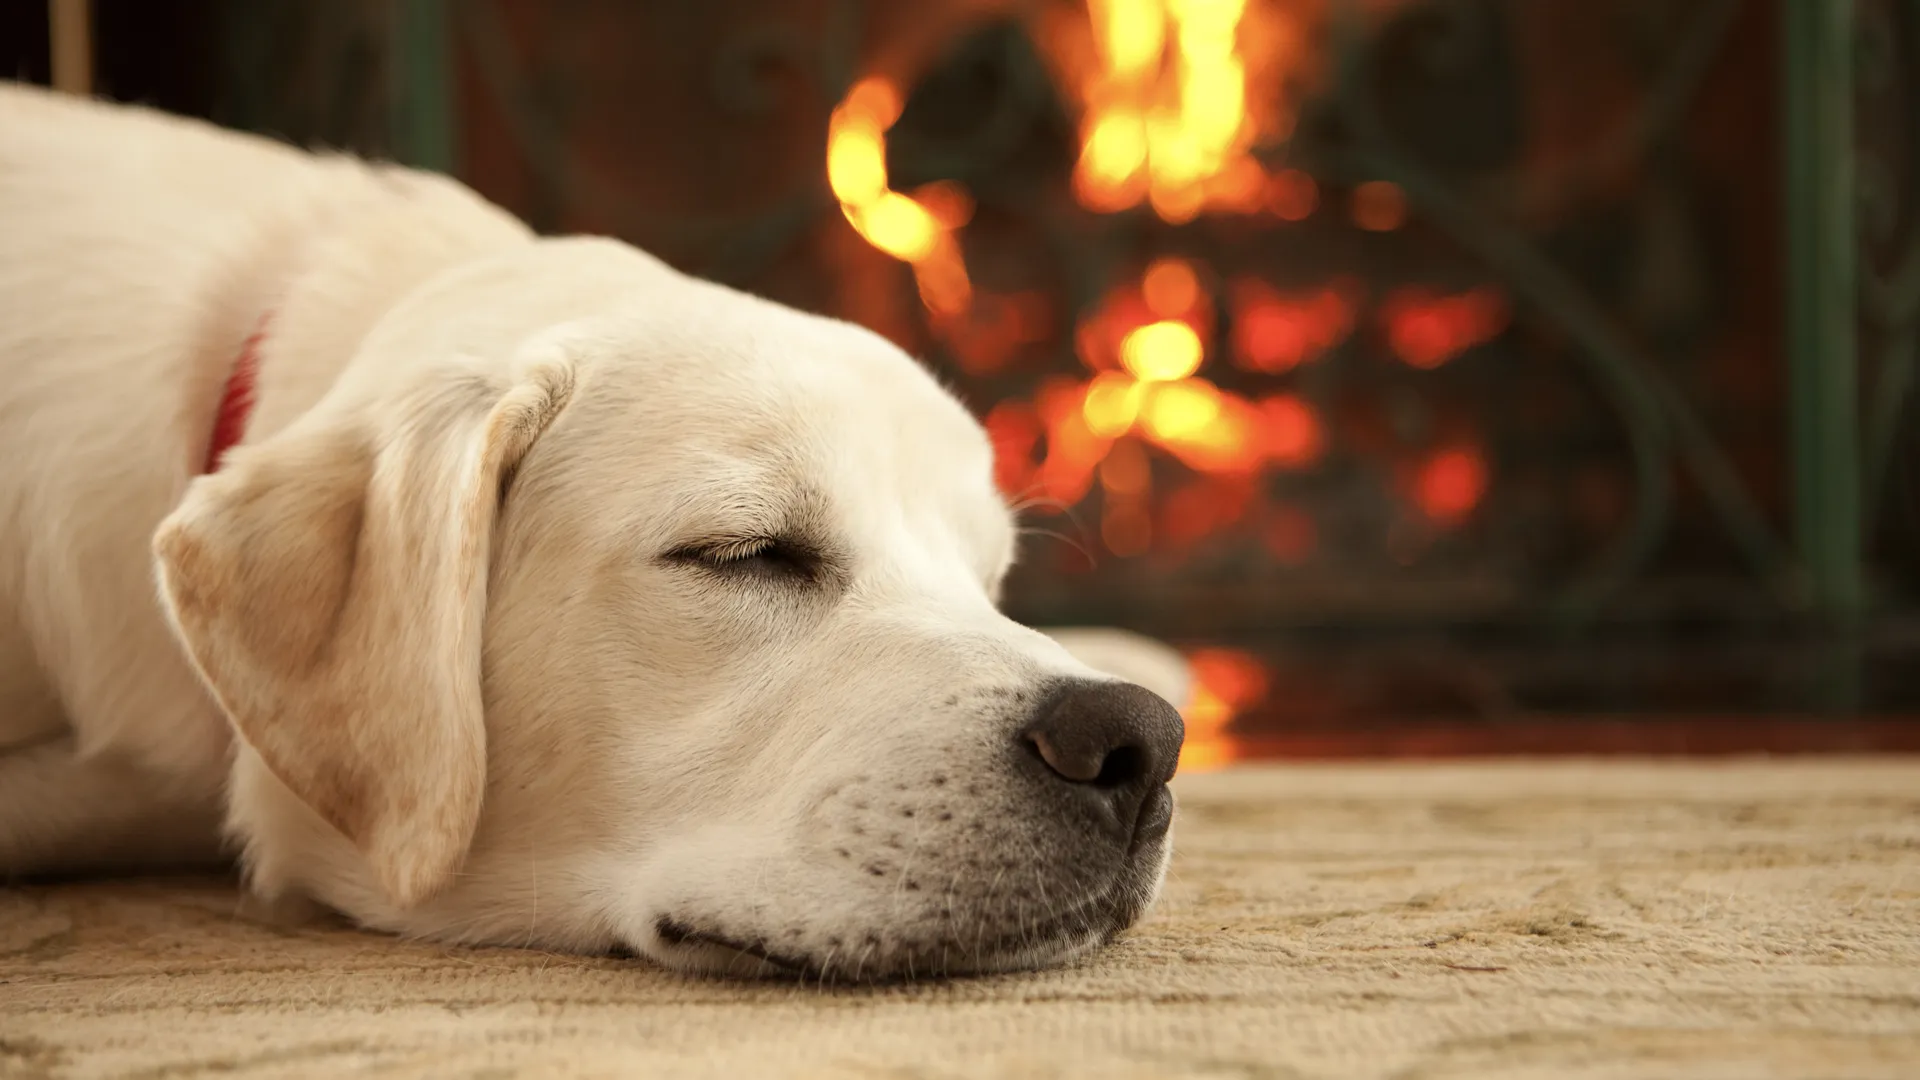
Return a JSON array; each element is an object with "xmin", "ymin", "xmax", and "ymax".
[{"xmin": 153, "ymin": 237, "xmax": 1185, "ymax": 980}]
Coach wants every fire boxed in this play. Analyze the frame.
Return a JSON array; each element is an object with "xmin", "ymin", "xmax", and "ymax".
[
  {"xmin": 1142, "ymin": 256, "xmax": 1201, "ymax": 316},
  {"xmin": 820, "ymin": 5, "xmax": 1520, "ymax": 778},
  {"xmin": 1350, "ymin": 179, "xmax": 1409, "ymax": 231},
  {"xmin": 1068, "ymin": 0, "xmax": 1302, "ymax": 222},
  {"xmin": 827, "ymin": 77, "xmax": 973, "ymax": 314},
  {"xmin": 1267, "ymin": 167, "xmax": 1317, "ymax": 220},
  {"xmin": 1415, "ymin": 447, "xmax": 1489, "ymax": 523},
  {"xmin": 1008, "ymin": 259, "xmax": 1321, "ymax": 512},
  {"xmin": 1381, "ymin": 287, "xmax": 1510, "ymax": 369},
  {"xmin": 1258, "ymin": 393, "xmax": 1321, "ymax": 467},
  {"xmin": 1178, "ymin": 647, "xmax": 1269, "ymax": 772},
  {"xmin": 1261, "ymin": 502, "xmax": 1315, "ymax": 564},
  {"xmin": 1230, "ymin": 278, "xmax": 1354, "ymax": 373},
  {"xmin": 1121, "ymin": 320, "xmax": 1205, "ymax": 381}
]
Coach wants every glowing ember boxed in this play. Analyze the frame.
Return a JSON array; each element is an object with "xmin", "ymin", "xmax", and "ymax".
[
  {"xmin": 936, "ymin": 291, "xmax": 1054, "ymax": 377},
  {"xmin": 984, "ymin": 400, "xmax": 1043, "ymax": 497},
  {"xmin": 1099, "ymin": 438, "xmax": 1153, "ymax": 495},
  {"xmin": 1261, "ymin": 502, "xmax": 1316, "ymax": 564},
  {"xmin": 1267, "ymin": 167, "xmax": 1317, "ymax": 220},
  {"xmin": 1350, "ymin": 179, "xmax": 1409, "ymax": 232},
  {"xmin": 1382, "ymin": 287, "xmax": 1510, "ymax": 369},
  {"xmin": 1415, "ymin": 447, "xmax": 1490, "ymax": 524},
  {"xmin": 1230, "ymin": 279, "xmax": 1353, "ymax": 373},
  {"xmin": 1258, "ymin": 393, "xmax": 1322, "ymax": 468},
  {"xmin": 1142, "ymin": 257, "xmax": 1202, "ymax": 316}
]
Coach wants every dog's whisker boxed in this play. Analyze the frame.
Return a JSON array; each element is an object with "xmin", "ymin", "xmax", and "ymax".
[{"xmin": 1017, "ymin": 524, "xmax": 1100, "ymax": 569}]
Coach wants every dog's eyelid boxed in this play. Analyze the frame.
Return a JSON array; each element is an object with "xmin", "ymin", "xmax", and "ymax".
[
  {"xmin": 661, "ymin": 534, "xmax": 826, "ymax": 582},
  {"xmin": 666, "ymin": 536, "xmax": 774, "ymax": 562}
]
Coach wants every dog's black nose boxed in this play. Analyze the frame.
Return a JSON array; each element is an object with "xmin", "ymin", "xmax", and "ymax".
[{"xmin": 1021, "ymin": 680, "xmax": 1184, "ymax": 843}]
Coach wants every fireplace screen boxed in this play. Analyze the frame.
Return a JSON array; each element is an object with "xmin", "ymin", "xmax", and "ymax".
[{"xmin": 66, "ymin": 0, "xmax": 1920, "ymax": 759}]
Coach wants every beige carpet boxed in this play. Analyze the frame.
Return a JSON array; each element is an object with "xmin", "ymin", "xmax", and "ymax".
[{"xmin": 4, "ymin": 759, "xmax": 1918, "ymax": 1079}]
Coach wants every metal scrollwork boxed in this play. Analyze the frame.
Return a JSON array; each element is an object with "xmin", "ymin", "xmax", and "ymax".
[
  {"xmin": 1861, "ymin": 0, "xmax": 1920, "ymax": 539},
  {"xmin": 1326, "ymin": 0, "xmax": 1804, "ymax": 624}
]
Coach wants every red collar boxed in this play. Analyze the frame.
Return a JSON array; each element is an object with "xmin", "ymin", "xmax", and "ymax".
[{"xmin": 202, "ymin": 315, "xmax": 269, "ymax": 474}]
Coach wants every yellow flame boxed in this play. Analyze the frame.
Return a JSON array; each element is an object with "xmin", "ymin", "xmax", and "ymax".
[
  {"xmin": 1072, "ymin": 0, "xmax": 1274, "ymax": 221},
  {"xmin": 827, "ymin": 76, "xmax": 972, "ymax": 311},
  {"xmin": 1141, "ymin": 379, "xmax": 1222, "ymax": 439},
  {"xmin": 1083, "ymin": 371, "xmax": 1149, "ymax": 436},
  {"xmin": 850, "ymin": 192, "xmax": 941, "ymax": 262},
  {"xmin": 826, "ymin": 125, "xmax": 888, "ymax": 206},
  {"xmin": 1098, "ymin": 0, "xmax": 1168, "ymax": 80},
  {"xmin": 1121, "ymin": 320, "xmax": 1204, "ymax": 381},
  {"xmin": 1081, "ymin": 110, "xmax": 1151, "ymax": 198}
]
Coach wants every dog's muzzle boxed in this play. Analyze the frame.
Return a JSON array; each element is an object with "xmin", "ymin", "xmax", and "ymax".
[{"xmin": 1018, "ymin": 678, "xmax": 1184, "ymax": 853}]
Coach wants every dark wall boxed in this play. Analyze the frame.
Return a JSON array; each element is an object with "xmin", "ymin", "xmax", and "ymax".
[{"xmin": 1, "ymin": 0, "xmax": 218, "ymax": 117}]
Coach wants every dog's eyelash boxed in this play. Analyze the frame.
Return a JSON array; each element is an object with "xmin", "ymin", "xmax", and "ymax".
[
  {"xmin": 667, "ymin": 537, "xmax": 821, "ymax": 581},
  {"xmin": 692, "ymin": 538, "xmax": 776, "ymax": 563}
]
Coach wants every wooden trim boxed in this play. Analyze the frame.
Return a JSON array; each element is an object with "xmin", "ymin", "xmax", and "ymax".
[
  {"xmin": 48, "ymin": 0, "xmax": 93, "ymax": 96},
  {"xmin": 1209, "ymin": 718, "xmax": 1920, "ymax": 760}
]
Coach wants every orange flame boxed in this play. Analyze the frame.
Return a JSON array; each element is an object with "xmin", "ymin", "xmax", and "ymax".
[
  {"xmin": 824, "ymin": 7, "xmax": 1512, "ymax": 784},
  {"xmin": 827, "ymin": 77, "xmax": 973, "ymax": 314},
  {"xmin": 1178, "ymin": 647, "xmax": 1269, "ymax": 772},
  {"xmin": 1068, "ymin": 0, "xmax": 1302, "ymax": 222},
  {"xmin": 1381, "ymin": 287, "xmax": 1510, "ymax": 369},
  {"xmin": 1011, "ymin": 259, "xmax": 1334, "ymax": 510},
  {"xmin": 1142, "ymin": 256, "xmax": 1201, "ymax": 316},
  {"xmin": 1350, "ymin": 179, "xmax": 1409, "ymax": 231},
  {"xmin": 1230, "ymin": 278, "xmax": 1354, "ymax": 373},
  {"xmin": 1415, "ymin": 446, "xmax": 1489, "ymax": 524}
]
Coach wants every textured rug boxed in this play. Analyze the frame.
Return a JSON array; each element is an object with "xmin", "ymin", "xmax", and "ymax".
[{"xmin": 3, "ymin": 759, "xmax": 1918, "ymax": 1079}]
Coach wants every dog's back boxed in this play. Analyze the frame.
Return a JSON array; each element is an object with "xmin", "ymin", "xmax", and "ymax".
[{"xmin": 0, "ymin": 84, "xmax": 525, "ymax": 871}]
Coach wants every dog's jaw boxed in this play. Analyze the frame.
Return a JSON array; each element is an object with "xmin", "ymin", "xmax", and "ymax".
[
  {"xmin": 633, "ymin": 835, "xmax": 1173, "ymax": 983},
  {"xmin": 600, "ymin": 748, "xmax": 1180, "ymax": 983}
]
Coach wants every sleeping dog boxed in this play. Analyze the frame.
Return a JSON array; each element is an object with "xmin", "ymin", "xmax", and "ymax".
[{"xmin": 0, "ymin": 82, "xmax": 1187, "ymax": 980}]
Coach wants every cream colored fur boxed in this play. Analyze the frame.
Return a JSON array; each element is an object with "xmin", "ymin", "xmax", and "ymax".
[{"xmin": 0, "ymin": 82, "xmax": 1188, "ymax": 979}]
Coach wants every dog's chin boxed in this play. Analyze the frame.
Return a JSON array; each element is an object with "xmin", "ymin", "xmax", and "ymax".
[
  {"xmin": 640, "ymin": 917, "xmax": 1114, "ymax": 983},
  {"xmin": 628, "ymin": 838, "xmax": 1172, "ymax": 984}
]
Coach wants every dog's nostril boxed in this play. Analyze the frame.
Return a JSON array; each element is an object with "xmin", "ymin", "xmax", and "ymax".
[
  {"xmin": 1093, "ymin": 744, "xmax": 1146, "ymax": 789},
  {"xmin": 1027, "ymin": 730, "xmax": 1100, "ymax": 783},
  {"xmin": 1020, "ymin": 680, "xmax": 1184, "ymax": 796},
  {"xmin": 1032, "ymin": 732, "xmax": 1150, "ymax": 788}
]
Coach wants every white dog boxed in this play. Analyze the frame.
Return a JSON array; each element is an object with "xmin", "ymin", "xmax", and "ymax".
[{"xmin": 0, "ymin": 82, "xmax": 1189, "ymax": 980}]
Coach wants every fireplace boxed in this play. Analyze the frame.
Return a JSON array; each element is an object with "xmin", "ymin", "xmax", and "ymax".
[{"xmin": 60, "ymin": 0, "xmax": 1920, "ymax": 760}]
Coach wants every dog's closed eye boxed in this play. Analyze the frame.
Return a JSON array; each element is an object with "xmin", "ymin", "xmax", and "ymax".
[{"xmin": 665, "ymin": 537, "xmax": 822, "ymax": 583}]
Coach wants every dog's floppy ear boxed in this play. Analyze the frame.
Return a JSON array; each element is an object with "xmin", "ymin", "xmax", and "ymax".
[{"xmin": 153, "ymin": 358, "xmax": 574, "ymax": 909}]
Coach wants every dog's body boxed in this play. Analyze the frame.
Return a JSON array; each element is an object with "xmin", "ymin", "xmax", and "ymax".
[
  {"xmin": 0, "ymin": 83, "xmax": 1187, "ymax": 979},
  {"xmin": 1, "ymin": 83, "xmax": 534, "ymax": 877}
]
